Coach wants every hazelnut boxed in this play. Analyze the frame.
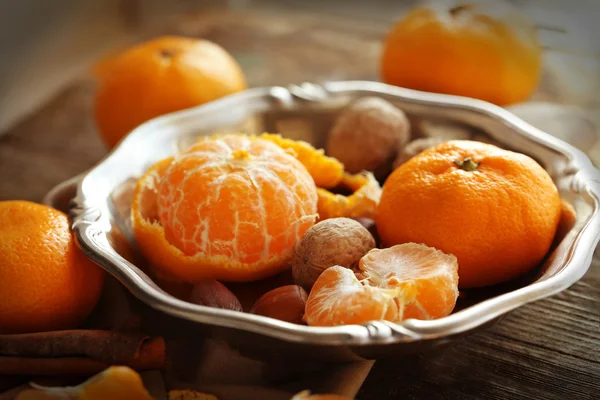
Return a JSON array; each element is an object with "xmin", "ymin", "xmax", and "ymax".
[
  {"xmin": 393, "ymin": 137, "xmax": 448, "ymax": 169},
  {"xmin": 153, "ymin": 272, "xmax": 193, "ymax": 300},
  {"xmin": 250, "ymin": 285, "xmax": 308, "ymax": 324},
  {"xmin": 292, "ymin": 218, "xmax": 375, "ymax": 290},
  {"xmin": 189, "ymin": 280, "xmax": 243, "ymax": 312},
  {"xmin": 326, "ymin": 97, "xmax": 410, "ymax": 179},
  {"xmin": 226, "ymin": 269, "xmax": 294, "ymax": 312}
]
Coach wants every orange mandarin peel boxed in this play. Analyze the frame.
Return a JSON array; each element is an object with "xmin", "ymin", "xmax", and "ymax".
[
  {"xmin": 316, "ymin": 172, "xmax": 382, "ymax": 220},
  {"xmin": 132, "ymin": 134, "xmax": 318, "ymax": 283},
  {"xmin": 258, "ymin": 133, "xmax": 383, "ymax": 221},
  {"xmin": 259, "ymin": 133, "xmax": 344, "ymax": 188}
]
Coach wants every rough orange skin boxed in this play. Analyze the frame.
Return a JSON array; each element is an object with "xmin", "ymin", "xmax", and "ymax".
[
  {"xmin": 377, "ymin": 140, "xmax": 561, "ymax": 288},
  {"xmin": 381, "ymin": 2, "xmax": 542, "ymax": 105},
  {"xmin": 0, "ymin": 201, "xmax": 105, "ymax": 334},
  {"xmin": 94, "ymin": 36, "xmax": 247, "ymax": 148},
  {"xmin": 132, "ymin": 134, "xmax": 318, "ymax": 283}
]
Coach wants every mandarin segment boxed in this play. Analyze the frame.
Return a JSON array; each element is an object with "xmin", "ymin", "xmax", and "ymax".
[
  {"xmin": 304, "ymin": 266, "xmax": 399, "ymax": 326},
  {"xmin": 317, "ymin": 172, "xmax": 382, "ymax": 220},
  {"xmin": 359, "ymin": 244, "xmax": 459, "ymax": 320},
  {"xmin": 259, "ymin": 133, "xmax": 344, "ymax": 188},
  {"xmin": 131, "ymin": 134, "xmax": 318, "ymax": 282},
  {"xmin": 16, "ymin": 366, "xmax": 154, "ymax": 400},
  {"xmin": 304, "ymin": 244, "xmax": 458, "ymax": 327}
]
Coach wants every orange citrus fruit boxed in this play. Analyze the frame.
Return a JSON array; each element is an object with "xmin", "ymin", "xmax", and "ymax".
[
  {"xmin": 381, "ymin": 1, "xmax": 541, "ymax": 105},
  {"xmin": 0, "ymin": 201, "xmax": 105, "ymax": 334},
  {"xmin": 94, "ymin": 36, "xmax": 247, "ymax": 148},
  {"xmin": 16, "ymin": 366, "xmax": 154, "ymax": 400},
  {"xmin": 132, "ymin": 134, "xmax": 318, "ymax": 283},
  {"xmin": 304, "ymin": 243, "xmax": 458, "ymax": 326},
  {"xmin": 377, "ymin": 140, "xmax": 561, "ymax": 288}
]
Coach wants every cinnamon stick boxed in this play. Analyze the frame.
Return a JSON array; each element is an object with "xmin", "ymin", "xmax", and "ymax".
[
  {"xmin": 0, "ymin": 332, "xmax": 166, "ymax": 376},
  {"xmin": 0, "ymin": 330, "xmax": 162, "ymax": 364}
]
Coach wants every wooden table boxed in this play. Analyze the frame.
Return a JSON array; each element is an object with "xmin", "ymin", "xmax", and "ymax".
[{"xmin": 0, "ymin": 2, "xmax": 598, "ymax": 399}]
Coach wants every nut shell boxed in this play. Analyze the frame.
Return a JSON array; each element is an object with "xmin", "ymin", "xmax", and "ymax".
[
  {"xmin": 326, "ymin": 97, "xmax": 410, "ymax": 178},
  {"xmin": 189, "ymin": 280, "xmax": 243, "ymax": 312},
  {"xmin": 292, "ymin": 218, "xmax": 376, "ymax": 290},
  {"xmin": 250, "ymin": 285, "xmax": 308, "ymax": 324}
]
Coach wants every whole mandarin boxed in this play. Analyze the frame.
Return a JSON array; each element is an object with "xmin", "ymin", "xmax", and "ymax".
[
  {"xmin": 381, "ymin": 1, "xmax": 542, "ymax": 105},
  {"xmin": 94, "ymin": 36, "xmax": 247, "ymax": 148},
  {"xmin": 377, "ymin": 140, "xmax": 561, "ymax": 288},
  {"xmin": 0, "ymin": 201, "xmax": 104, "ymax": 333}
]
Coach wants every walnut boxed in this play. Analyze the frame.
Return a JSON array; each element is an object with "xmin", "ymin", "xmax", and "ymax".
[
  {"xmin": 326, "ymin": 97, "xmax": 410, "ymax": 179},
  {"xmin": 292, "ymin": 218, "xmax": 376, "ymax": 290}
]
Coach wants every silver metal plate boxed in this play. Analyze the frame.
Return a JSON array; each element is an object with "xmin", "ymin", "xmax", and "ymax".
[{"xmin": 46, "ymin": 81, "xmax": 600, "ymax": 361}]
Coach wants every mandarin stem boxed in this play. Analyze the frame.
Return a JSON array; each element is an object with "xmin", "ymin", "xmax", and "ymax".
[{"xmin": 454, "ymin": 157, "xmax": 479, "ymax": 171}]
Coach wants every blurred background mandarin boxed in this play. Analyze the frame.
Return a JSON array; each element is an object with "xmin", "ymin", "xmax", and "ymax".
[{"xmin": 381, "ymin": 0, "xmax": 542, "ymax": 105}]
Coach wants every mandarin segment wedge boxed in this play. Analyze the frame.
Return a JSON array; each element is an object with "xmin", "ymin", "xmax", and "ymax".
[
  {"xmin": 360, "ymin": 243, "xmax": 459, "ymax": 320},
  {"xmin": 304, "ymin": 266, "xmax": 399, "ymax": 327},
  {"xmin": 131, "ymin": 134, "xmax": 318, "ymax": 283},
  {"xmin": 304, "ymin": 243, "xmax": 458, "ymax": 326}
]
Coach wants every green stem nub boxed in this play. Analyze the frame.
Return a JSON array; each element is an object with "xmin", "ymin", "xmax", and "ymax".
[
  {"xmin": 449, "ymin": 4, "xmax": 473, "ymax": 16},
  {"xmin": 454, "ymin": 157, "xmax": 479, "ymax": 172},
  {"xmin": 159, "ymin": 48, "xmax": 175, "ymax": 59}
]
